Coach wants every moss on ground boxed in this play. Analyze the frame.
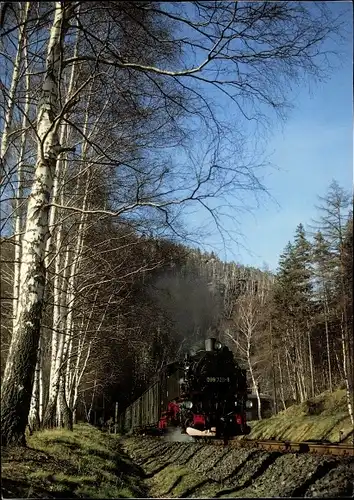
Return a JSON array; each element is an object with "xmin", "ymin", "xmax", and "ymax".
[
  {"xmin": 244, "ymin": 389, "xmax": 353, "ymax": 444},
  {"xmin": 146, "ymin": 464, "xmax": 217, "ymax": 498},
  {"xmin": 1, "ymin": 423, "xmax": 147, "ymax": 498}
]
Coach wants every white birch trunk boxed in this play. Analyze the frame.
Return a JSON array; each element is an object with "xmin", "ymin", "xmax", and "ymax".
[
  {"xmin": 299, "ymin": 371, "xmax": 306, "ymax": 402},
  {"xmin": 285, "ymin": 348, "xmax": 296, "ymax": 401},
  {"xmin": 294, "ymin": 328, "xmax": 306, "ymax": 402},
  {"xmin": 39, "ymin": 349, "xmax": 44, "ymax": 423},
  {"xmin": 0, "ymin": 3, "xmax": 30, "ymax": 172},
  {"xmin": 48, "ymin": 201, "xmax": 65, "ymax": 397},
  {"xmin": 58, "ymin": 374, "xmax": 73, "ymax": 430},
  {"xmin": 247, "ymin": 341, "xmax": 262, "ymax": 420},
  {"xmin": 55, "ymin": 296, "xmax": 73, "ymax": 429},
  {"xmin": 277, "ymin": 352, "xmax": 287, "ymax": 411},
  {"xmin": 56, "ymin": 395, "xmax": 62, "ymax": 428},
  {"xmin": 269, "ymin": 320, "xmax": 278, "ymax": 414},
  {"xmin": 71, "ymin": 294, "xmax": 113, "ymax": 418},
  {"xmin": 62, "ymin": 88, "xmax": 95, "ymax": 402},
  {"xmin": 307, "ymin": 320, "xmax": 315, "ymax": 398},
  {"xmin": 56, "ymin": 333, "xmax": 74, "ymax": 430},
  {"xmin": 68, "ymin": 292, "xmax": 99, "ymax": 414},
  {"xmin": 341, "ymin": 315, "xmax": 354, "ymax": 426},
  {"xmin": 63, "ymin": 168, "xmax": 98, "ymax": 410},
  {"xmin": 12, "ymin": 32, "xmax": 31, "ymax": 327},
  {"xmin": 1, "ymin": 2, "xmax": 74, "ymax": 446},
  {"xmin": 71, "ymin": 340, "xmax": 93, "ymax": 421},
  {"xmin": 323, "ymin": 292, "xmax": 333, "ymax": 392},
  {"xmin": 46, "ymin": 329, "xmax": 66, "ymax": 427},
  {"xmin": 62, "ymin": 233, "xmax": 85, "ymax": 408},
  {"xmin": 335, "ymin": 350, "xmax": 344, "ymax": 382},
  {"xmin": 338, "ymin": 231, "xmax": 353, "ymax": 425},
  {"xmin": 46, "ymin": 208, "xmax": 65, "ymax": 404},
  {"xmin": 62, "ymin": 110, "xmax": 93, "ymax": 399},
  {"xmin": 28, "ymin": 338, "xmax": 41, "ymax": 432},
  {"xmin": 44, "ymin": 22, "xmax": 79, "ymax": 418},
  {"xmin": 71, "ymin": 334, "xmax": 89, "ymax": 413},
  {"xmin": 43, "ymin": 246, "xmax": 72, "ymax": 427},
  {"xmin": 28, "ymin": 368, "xmax": 40, "ymax": 432},
  {"xmin": 67, "ymin": 316, "xmax": 85, "ymax": 409},
  {"xmin": 46, "ymin": 118, "xmax": 77, "ymax": 401},
  {"xmin": 65, "ymin": 334, "xmax": 74, "ymax": 401},
  {"xmin": 42, "ymin": 170, "xmax": 62, "ymax": 409}
]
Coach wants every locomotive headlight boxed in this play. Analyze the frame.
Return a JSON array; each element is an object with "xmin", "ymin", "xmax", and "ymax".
[
  {"xmin": 215, "ymin": 341, "xmax": 222, "ymax": 350},
  {"xmin": 245, "ymin": 400, "xmax": 253, "ymax": 408}
]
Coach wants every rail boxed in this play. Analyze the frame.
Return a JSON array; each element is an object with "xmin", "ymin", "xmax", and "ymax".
[
  {"xmin": 133, "ymin": 433, "xmax": 353, "ymax": 457},
  {"xmin": 212, "ymin": 438, "xmax": 354, "ymax": 457}
]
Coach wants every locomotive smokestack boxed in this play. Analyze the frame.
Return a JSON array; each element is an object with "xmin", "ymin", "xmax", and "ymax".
[{"xmin": 205, "ymin": 338, "xmax": 217, "ymax": 351}]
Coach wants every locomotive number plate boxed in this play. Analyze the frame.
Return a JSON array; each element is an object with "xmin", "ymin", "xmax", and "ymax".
[{"xmin": 206, "ymin": 377, "xmax": 230, "ymax": 383}]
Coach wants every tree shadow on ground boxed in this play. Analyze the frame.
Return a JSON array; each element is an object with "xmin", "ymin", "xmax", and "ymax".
[{"xmin": 1, "ymin": 478, "xmax": 79, "ymax": 499}]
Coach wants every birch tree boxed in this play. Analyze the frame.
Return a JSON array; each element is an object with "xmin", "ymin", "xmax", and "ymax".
[
  {"xmin": 0, "ymin": 3, "xmax": 30, "ymax": 182},
  {"xmin": 1, "ymin": 2, "xmax": 76, "ymax": 446},
  {"xmin": 227, "ymin": 279, "xmax": 269, "ymax": 419},
  {"xmin": 0, "ymin": 1, "xmax": 344, "ymax": 445}
]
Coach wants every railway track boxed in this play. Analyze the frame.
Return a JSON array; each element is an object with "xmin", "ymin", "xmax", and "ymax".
[
  {"xmin": 209, "ymin": 437, "xmax": 354, "ymax": 457},
  {"xmin": 134, "ymin": 422, "xmax": 354, "ymax": 457},
  {"xmin": 134, "ymin": 428, "xmax": 354, "ymax": 457}
]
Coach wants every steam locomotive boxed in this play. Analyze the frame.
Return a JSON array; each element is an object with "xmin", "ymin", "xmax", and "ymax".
[{"xmin": 119, "ymin": 338, "xmax": 251, "ymax": 439}]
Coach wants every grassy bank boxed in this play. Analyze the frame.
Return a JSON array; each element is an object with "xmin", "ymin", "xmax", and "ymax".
[
  {"xmin": 245, "ymin": 389, "xmax": 353, "ymax": 443},
  {"xmin": 1, "ymin": 423, "xmax": 147, "ymax": 498}
]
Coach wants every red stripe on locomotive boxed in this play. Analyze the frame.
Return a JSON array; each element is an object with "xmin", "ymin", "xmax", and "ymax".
[{"xmin": 193, "ymin": 414, "xmax": 205, "ymax": 426}]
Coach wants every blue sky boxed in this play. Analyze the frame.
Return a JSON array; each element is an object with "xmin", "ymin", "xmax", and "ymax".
[{"xmin": 186, "ymin": 2, "xmax": 353, "ymax": 272}]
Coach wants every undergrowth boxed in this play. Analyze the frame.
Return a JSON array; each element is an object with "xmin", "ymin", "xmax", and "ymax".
[{"xmin": 1, "ymin": 423, "xmax": 147, "ymax": 498}]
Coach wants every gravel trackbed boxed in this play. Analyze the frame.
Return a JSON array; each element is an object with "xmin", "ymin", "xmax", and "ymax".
[{"xmin": 122, "ymin": 436, "xmax": 354, "ymax": 498}]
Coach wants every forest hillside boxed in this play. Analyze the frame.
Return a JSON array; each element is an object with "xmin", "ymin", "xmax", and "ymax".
[{"xmin": 0, "ymin": 2, "xmax": 351, "ymax": 447}]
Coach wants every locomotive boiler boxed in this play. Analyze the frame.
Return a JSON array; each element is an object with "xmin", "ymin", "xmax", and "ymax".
[{"xmin": 119, "ymin": 337, "xmax": 251, "ymax": 439}]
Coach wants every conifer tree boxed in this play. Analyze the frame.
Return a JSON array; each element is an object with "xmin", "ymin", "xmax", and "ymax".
[
  {"xmin": 274, "ymin": 241, "xmax": 299, "ymax": 402},
  {"xmin": 275, "ymin": 225, "xmax": 315, "ymax": 402},
  {"xmin": 311, "ymin": 231, "xmax": 336, "ymax": 392},
  {"xmin": 314, "ymin": 181, "xmax": 353, "ymax": 424},
  {"xmin": 293, "ymin": 223, "xmax": 314, "ymax": 397}
]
